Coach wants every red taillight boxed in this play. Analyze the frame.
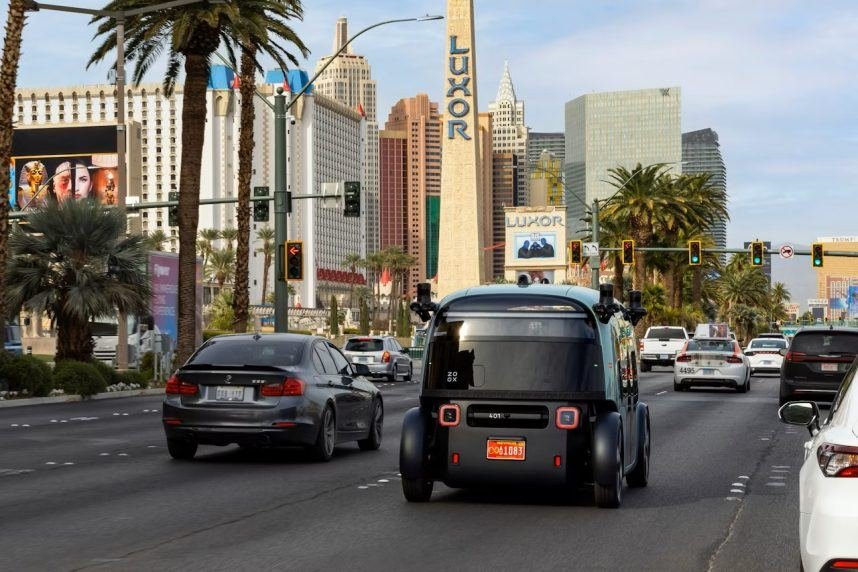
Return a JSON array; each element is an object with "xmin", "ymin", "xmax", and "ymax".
[
  {"xmin": 382, "ymin": 351, "xmax": 391, "ymax": 363},
  {"xmin": 555, "ymin": 407, "xmax": 580, "ymax": 430},
  {"xmin": 163, "ymin": 418, "xmax": 182, "ymax": 426},
  {"xmin": 451, "ymin": 452, "xmax": 460, "ymax": 465},
  {"xmin": 638, "ymin": 340, "xmax": 644, "ymax": 353},
  {"xmin": 261, "ymin": 377, "xmax": 305, "ymax": 397},
  {"xmin": 785, "ymin": 351, "xmax": 806, "ymax": 363},
  {"xmin": 165, "ymin": 375, "xmax": 198, "ymax": 395},
  {"xmin": 553, "ymin": 455, "xmax": 562, "ymax": 468},
  {"xmin": 831, "ymin": 560, "xmax": 858, "ymax": 569},
  {"xmin": 439, "ymin": 404, "xmax": 460, "ymax": 427},
  {"xmin": 817, "ymin": 443, "xmax": 858, "ymax": 477},
  {"xmin": 726, "ymin": 355, "xmax": 743, "ymax": 364},
  {"xmin": 676, "ymin": 354, "xmax": 692, "ymax": 362}
]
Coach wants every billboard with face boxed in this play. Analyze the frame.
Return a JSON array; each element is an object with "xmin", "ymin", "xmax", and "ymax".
[
  {"xmin": 504, "ymin": 207, "xmax": 567, "ymax": 269},
  {"xmin": 10, "ymin": 126, "xmax": 121, "ymax": 211}
]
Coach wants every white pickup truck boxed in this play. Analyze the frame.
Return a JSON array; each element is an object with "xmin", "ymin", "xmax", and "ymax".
[{"xmin": 639, "ymin": 326, "xmax": 689, "ymax": 372}]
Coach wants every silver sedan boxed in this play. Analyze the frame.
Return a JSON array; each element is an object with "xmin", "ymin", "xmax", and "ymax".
[{"xmin": 673, "ymin": 338, "xmax": 751, "ymax": 393}]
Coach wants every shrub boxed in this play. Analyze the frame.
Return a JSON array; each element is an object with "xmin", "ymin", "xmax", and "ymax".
[
  {"xmin": 0, "ymin": 355, "xmax": 53, "ymax": 396},
  {"xmin": 90, "ymin": 359, "xmax": 122, "ymax": 386},
  {"xmin": 53, "ymin": 361, "xmax": 107, "ymax": 397},
  {"xmin": 138, "ymin": 351, "xmax": 155, "ymax": 382},
  {"xmin": 204, "ymin": 329, "xmax": 232, "ymax": 341},
  {"xmin": 117, "ymin": 370, "xmax": 149, "ymax": 389},
  {"xmin": 343, "ymin": 327, "xmax": 359, "ymax": 335}
]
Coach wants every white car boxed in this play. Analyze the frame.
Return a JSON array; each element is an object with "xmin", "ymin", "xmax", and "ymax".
[
  {"xmin": 673, "ymin": 338, "xmax": 751, "ymax": 392},
  {"xmin": 745, "ymin": 337, "xmax": 788, "ymax": 375},
  {"xmin": 779, "ymin": 366, "xmax": 858, "ymax": 571}
]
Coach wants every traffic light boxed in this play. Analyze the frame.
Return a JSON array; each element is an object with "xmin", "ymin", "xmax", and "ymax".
[
  {"xmin": 253, "ymin": 186, "xmax": 269, "ymax": 222},
  {"xmin": 812, "ymin": 242, "xmax": 824, "ymax": 268},
  {"xmin": 343, "ymin": 181, "xmax": 360, "ymax": 218},
  {"xmin": 688, "ymin": 240, "xmax": 702, "ymax": 266},
  {"xmin": 285, "ymin": 240, "xmax": 304, "ymax": 281},
  {"xmin": 750, "ymin": 241, "xmax": 764, "ymax": 267},
  {"xmin": 569, "ymin": 240, "xmax": 583, "ymax": 265},
  {"xmin": 168, "ymin": 191, "xmax": 179, "ymax": 227},
  {"xmin": 622, "ymin": 240, "xmax": 635, "ymax": 265}
]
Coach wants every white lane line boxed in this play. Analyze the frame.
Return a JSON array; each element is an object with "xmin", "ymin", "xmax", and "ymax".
[
  {"xmin": 63, "ymin": 462, "xmax": 74, "ymax": 466},
  {"xmin": 766, "ymin": 482, "xmax": 786, "ymax": 487},
  {"xmin": 117, "ymin": 453, "xmax": 129, "ymax": 457},
  {"xmin": 772, "ymin": 465, "xmax": 791, "ymax": 469},
  {"xmin": 771, "ymin": 469, "xmax": 790, "ymax": 473},
  {"xmin": 725, "ymin": 496, "xmax": 742, "ymax": 501},
  {"xmin": 738, "ymin": 475, "xmax": 750, "ymax": 480},
  {"xmin": 0, "ymin": 469, "xmax": 34, "ymax": 476},
  {"xmin": 731, "ymin": 482, "xmax": 745, "ymax": 487},
  {"xmin": 657, "ymin": 391, "xmax": 668, "ymax": 395},
  {"xmin": 99, "ymin": 453, "xmax": 110, "ymax": 456},
  {"xmin": 59, "ymin": 420, "xmax": 68, "ymax": 423},
  {"xmin": 50, "ymin": 420, "xmax": 58, "ymax": 423},
  {"xmin": 112, "ymin": 413, "xmax": 120, "ymax": 416},
  {"xmin": 768, "ymin": 475, "xmax": 787, "ymax": 480},
  {"xmin": 357, "ymin": 486, "xmax": 369, "ymax": 490},
  {"xmin": 45, "ymin": 462, "xmax": 56, "ymax": 465},
  {"xmin": 378, "ymin": 479, "xmax": 389, "ymax": 483},
  {"xmin": 760, "ymin": 438, "xmax": 770, "ymax": 441},
  {"xmin": 21, "ymin": 424, "xmax": 30, "ymax": 427},
  {"xmin": 730, "ymin": 489, "xmax": 745, "ymax": 494},
  {"xmin": 121, "ymin": 413, "xmax": 129, "ymax": 416},
  {"xmin": 10, "ymin": 424, "xmax": 18, "ymax": 427}
]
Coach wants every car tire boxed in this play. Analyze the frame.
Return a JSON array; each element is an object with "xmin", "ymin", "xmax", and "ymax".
[
  {"xmin": 778, "ymin": 387, "xmax": 794, "ymax": 406},
  {"xmin": 673, "ymin": 379, "xmax": 684, "ymax": 392},
  {"xmin": 627, "ymin": 408, "xmax": 650, "ymax": 488},
  {"xmin": 595, "ymin": 431, "xmax": 623, "ymax": 509},
  {"xmin": 358, "ymin": 400, "xmax": 383, "ymax": 451},
  {"xmin": 641, "ymin": 362, "xmax": 651, "ymax": 373},
  {"xmin": 736, "ymin": 377, "xmax": 749, "ymax": 393},
  {"xmin": 167, "ymin": 439, "xmax": 197, "ymax": 460},
  {"xmin": 310, "ymin": 406, "xmax": 336, "ymax": 462},
  {"xmin": 402, "ymin": 477, "xmax": 434, "ymax": 502},
  {"xmin": 404, "ymin": 364, "xmax": 412, "ymax": 382}
]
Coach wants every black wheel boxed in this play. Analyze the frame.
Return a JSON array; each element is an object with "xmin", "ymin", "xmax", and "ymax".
[
  {"xmin": 402, "ymin": 477, "xmax": 433, "ymax": 502},
  {"xmin": 627, "ymin": 415, "xmax": 650, "ymax": 488},
  {"xmin": 736, "ymin": 377, "xmax": 749, "ymax": 393},
  {"xmin": 673, "ymin": 379, "xmax": 684, "ymax": 392},
  {"xmin": 358, "ymin": 400, "xmax": 383, "ymax": 451},
  {"xmin": 310, "ymin": 406, "xmax": 336, "ymax": 462},
  {"xmin": 167, "ymin": 439, "xmax": 197, "ymax": 460},
  {"xmin": 595, "ymin": 430, "xmax": 623, "ymax": 508},
  {"xmin": 403, "ymin": 363, "xmax": 412, "ymax": 382},
  {"xmin": 641, "ymin": 362, "xmax": 652, "ymax": 373},
  {"xmin": 779, "ymin": 387, "xmax": 794, "ymax": 406}
]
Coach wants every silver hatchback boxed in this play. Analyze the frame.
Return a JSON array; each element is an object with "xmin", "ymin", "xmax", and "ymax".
[
  {"xmin": 343, "ymin": 336, "xmax": 412, "ymax": 382},
  {"xmin": 673, "ymin": 338, "xmax": 751, "ymax": 393}
]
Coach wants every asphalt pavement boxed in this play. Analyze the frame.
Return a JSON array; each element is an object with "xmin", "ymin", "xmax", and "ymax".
[{"xmin": 0, "ymin": 367, "xmax": 808, "ymax": 571}]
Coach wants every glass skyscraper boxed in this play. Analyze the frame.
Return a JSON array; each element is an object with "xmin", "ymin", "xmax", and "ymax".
[{"xmin": 683, "ymin": 128, "xmax": 728, "ymax": 251}]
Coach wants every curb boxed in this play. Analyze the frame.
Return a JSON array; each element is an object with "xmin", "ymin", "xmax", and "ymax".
[{"xmin": 0, "ymin": 388, "xmax": 164, "ymax": 409}]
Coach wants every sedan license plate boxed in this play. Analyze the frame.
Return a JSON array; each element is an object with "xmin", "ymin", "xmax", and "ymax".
[
  {"xmin": 821, "ymin": 363, "xmax": 838, "ymax": 372},
  {"xmin": 702, "ymin": 368, "xmax": 716, "ymax": 375},
  {"xmin": 353, "ymin": 356, "xmax": 371, "ymax": 363},
  {"xmin": 486, "ymin": 439, "xmax": 525, "ymax": 461},
  {"xmin": 660, "ymin": 354, "xmax": 669, "ymax": 360},
  {"xmin": 215, "ymin": 386, "xmax": 244, "ymax": 401}
]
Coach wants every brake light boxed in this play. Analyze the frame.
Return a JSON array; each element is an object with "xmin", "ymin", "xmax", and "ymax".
[
  {"xmin": 830, "ymin": 560, "xmax": 858, "ymax": 569},
  {"xmin": 555, "ymin": 407, "xmax": 580, "ymax": 429},
  {"xmin": 785, "ymin": 351, "xmax": 806, "ymax": 363},
  {"xmin": 261, "ymin": 377, "xmax": 305, "ymax": 397},
  {"xmin": 638, "ymin": 340, "xmax": 644, "ymax": 353},
  {"xmin": 165, "ymin": 375, "xmax": 198, "ymax": 395},
  {"xmin": 382, "ymin": 351, "xmax": 391, "ymax": 363},
  {"xmin": 817, "ymin": 443, "xmax": 858, "ymax": 477},
  {"xmin": 675, "ymin": 354, "xmax": 692, "ymax": 362},
  {"xmin": 726, "ymin": 355, "xmax": 743, "ymax": 364},
  {"xmin": 439, "ymin": 404, "xmax": 460, "ymax": 427}
]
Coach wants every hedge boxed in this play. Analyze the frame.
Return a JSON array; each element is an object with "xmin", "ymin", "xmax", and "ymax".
[
  {"xmin": 0, "ymin": 354, "xmax": 53, "ymax": 397},
  {"xmin": 53, "ymin": 361, "xmax": 107, "ymax": 397}
]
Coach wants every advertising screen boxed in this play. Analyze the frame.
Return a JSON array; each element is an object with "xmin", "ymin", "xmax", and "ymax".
[
  {"xmin": 826, "ymin": 276, "xmax": 858, "ymax": 319},
  {"xmin": 10, "ymin": 125, "xmax": 121, "ymax": 211},
  {"xmin": 504, "ymin": 208, "xmax": 567, "ymax": 268}
]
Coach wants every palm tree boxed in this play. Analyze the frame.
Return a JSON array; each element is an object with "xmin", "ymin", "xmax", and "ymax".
[
  {"xmin": 0, "ymin": 0, "xmax": 29, "ymax": 324},
  {"xmin": 255, "ymin": 226, "xmax": 275, "ymax": 305},
  {"xmin": 206, "ymin": 248, "xmax": 236, "ymax": 292},
  {"xmin": 89, "ymin": 0, "xmax": 309, "ymax": 363},
  {"xmin": 342, "ymin": 252, "xmax": 364, "ymax": 308},
  {"xmin": 232, "ymin": 4, "xmax": 308, "ymax": 335},
  {"xmin": 713, "ymin": 255, "xmax": 770, "ymax": 334},
  {"xmin": 219, "ymin": 226, "xmax": 238, "ymax": 251},
  {"xmin": 197, "ymin": 228, "xmax": 220, "ymax": 270},
  {"xmin": 143, "ymin": 230, "xmax": 169, "ymax": 252},
  {"xmin": 5, "ymin": 199, "xmax": 150, "ymax": 362}
]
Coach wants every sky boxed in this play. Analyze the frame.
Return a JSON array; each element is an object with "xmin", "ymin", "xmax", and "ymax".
[{"xmin": 9, "ymin": 0, "xmax": 858, "ymax": 257}]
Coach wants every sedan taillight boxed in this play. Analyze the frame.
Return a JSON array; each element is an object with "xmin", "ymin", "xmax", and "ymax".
[
  {"xmin": 817, "ymin": 443, "xmax": 858, "ymax": 477},
  {"xmin": 165, "ymin": 375, "xmax": 198, "ymax": 395},
  {"xmin": 382, "ymin": 351, "xmax": 391, "ymax": 363},
  {"xmin": 261, "ymin": 377, "xmax": 305, "ymax": 397},
  {"xmin": 726, "ymin": 355, "xmax": 743, "ymax": 364},
  {"xmin": 675, "ymin": 354, "xmax": 692, "ymax": 362}
]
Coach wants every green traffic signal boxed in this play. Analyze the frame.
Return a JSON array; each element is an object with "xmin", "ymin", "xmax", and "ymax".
[{"xmin": 692, "ymin": 256, "xmax": 699, "ymax": 263}]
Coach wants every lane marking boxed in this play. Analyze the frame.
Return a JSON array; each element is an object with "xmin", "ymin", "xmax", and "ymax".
[
  {"xmin": 731, "ymin": 482, "xmax": 745, "ymax": 487},
  {"xmin": 765, "ymin": 482, "xmax": 786, "ymax": 487},
  {"xmin": 730, "ymin": 489, "xmax": 745, "ymax": 494},
  {"xmin": 656, "ymin": 391, "xmax": 667, "ymax": 395},
  {"xmin": 768, "ymin": 476, "xmax": 786, "ymax": 480},
  {"xmin": 738, "ymin": 475, "xmax": 750, "ymax": 480},
  {"xmin": 378, "ymin": 479, "xmax": 389, "ymax": 483}
]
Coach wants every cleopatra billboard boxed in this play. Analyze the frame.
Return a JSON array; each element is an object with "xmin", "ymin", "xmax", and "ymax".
[{"xmin": 10, "ymin": 125, "xmax": 121, "ymax": 211}]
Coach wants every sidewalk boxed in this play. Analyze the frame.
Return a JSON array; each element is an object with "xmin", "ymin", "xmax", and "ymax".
[{"xmin": 0, "ymin": 388, "xmax": 164, "ymax": 409}]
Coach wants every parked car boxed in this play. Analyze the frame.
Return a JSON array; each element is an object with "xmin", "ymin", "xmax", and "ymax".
[
  {"xmin": 745, "ymin": 337, "xmax": 788, "ymax": 375},
  {"xmin": 779, "ymin": 327, "xmax": 858, "ymax": 405},
  {"xmin": 162, "ymin": 333, "xmax": 383, "ymax": 462},
  {"xmin": 778, "ymin": 366, "xmax": 858, "ymax": 571},
  {"xmin": 343, "ymin": 336, "xmax": 412, "ymax": 382},
  {"xmin": 673, "ymin": 338, "xmax": 751, "ymax": 392},
  {"xmin": 639, "ymin": 326, "xmax": 688, "ymax": 371},
  {"xmin": 400, "ymin": 282, "xmax": 651, "ymax": 508}
]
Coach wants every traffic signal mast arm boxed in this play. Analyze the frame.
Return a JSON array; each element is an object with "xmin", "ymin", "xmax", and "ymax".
[{"xmin": 593, "ymin": 246, "xmax": 858, "ymax": 258}]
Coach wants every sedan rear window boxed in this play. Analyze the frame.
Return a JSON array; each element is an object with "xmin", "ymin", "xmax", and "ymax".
[
  {"xmin": 647, "ymin": 327, "xmax": 686, "ymax": 340},
  {"xmin": 749, "ymin": 339, "xmax": 787, "ymax": 349},
  {"xmin": 686, "ymin": 339, "xmax": 735, "ymax": 353},
  {"xmin": 188, "ymin": 338, "xmax": 304, "ymax": 367},
  {"xmin": 345, "ymin": 338, "xmax": 384, "ymax": 352},
  {"xmin": 790, "ymin": 332, "xmax": 858, "ymax": 356}
]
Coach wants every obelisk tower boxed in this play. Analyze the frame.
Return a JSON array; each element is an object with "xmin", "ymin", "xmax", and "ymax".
[{"xmin": 436, "ymin": 0, "xmax": 485, "ymax": 298}]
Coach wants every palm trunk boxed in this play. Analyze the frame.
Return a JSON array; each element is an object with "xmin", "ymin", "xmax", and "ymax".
[
  {"xmin": 634, "ymin": 251, "xmax": 646, "ymax": 291},
  {"xmin": 0, "ymin": 0, "xmax": 28, "ymax": 324},
  {"xmin": 261, "ymin": 251, "xmax": 271, "ymax": 305},
  {"xmin": 673, "ymin": 266, "xmax": 683, "ymax": 308},
  {"xmin": 692, "ymin": 268, "xmax": 702, "ymax": 307},
  {"xmin": 232, "ymin": 48, "xmax": 256, "ymax": 334},
  {"xmin": 612, "ymin": 254, "xmax": 624, "ymax": 302},
  {"xmin": 55, "ymin": 310, "xmax": 94, "ymax": 362},
  {"xmin": 176, "ymin": 52, "xmax": 212, "ymax": 363}
]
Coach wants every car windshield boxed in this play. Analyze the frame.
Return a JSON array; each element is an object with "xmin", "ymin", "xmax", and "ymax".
[
  {"xmin": 187, "ymin": 338, "xmax": 304, "ymax": 366},
  {"xmin": 749, "ymin": 339, "xmax": 787, "ymax": 349},
  {"xmin": 345, "ymin": 338, "xmax": 384, "ymax": 352},
  {"xmin": 426, "ymin": 312, "xmax": 602, "ymax": 393},
  {"xmin": 687, "ymin": 339, "xmax": 735, "ymax": 353},
  {"xmin": 790, "ymin": 332, "xmax": 858, "ymax": 355},
  {"xmin": 647, "ymin": 327, "xmax": 685, "ymax": 340}
]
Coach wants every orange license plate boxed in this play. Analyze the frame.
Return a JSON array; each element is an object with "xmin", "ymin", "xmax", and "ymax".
[{"xmin": 486, "ymin": 439, "xmax": 526, "ymax": 461}]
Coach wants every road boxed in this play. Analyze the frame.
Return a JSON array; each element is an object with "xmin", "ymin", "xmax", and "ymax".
[{"xmin": 0, "ymin": 368, "xmax": 808, "ymax": 571}]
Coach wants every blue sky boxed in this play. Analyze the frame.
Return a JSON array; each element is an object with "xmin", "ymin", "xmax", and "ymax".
[{"xmin": 11, "ymin": 0, "xmax": 858, "ymax": 251}]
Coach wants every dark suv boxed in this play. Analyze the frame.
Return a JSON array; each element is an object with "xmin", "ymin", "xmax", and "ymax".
[{"xmin": 779, "ymin": 326, "xmax": 858, "ymax": 405}]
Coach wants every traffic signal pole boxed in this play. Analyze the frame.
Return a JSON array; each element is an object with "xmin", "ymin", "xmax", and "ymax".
[
  {"xmin": 591, "ymin": 199, "xmax": 600, "ymax": 289},
  {"xmin": 273, "ymin": 90, "xmax": 289, "ymax": 333}
]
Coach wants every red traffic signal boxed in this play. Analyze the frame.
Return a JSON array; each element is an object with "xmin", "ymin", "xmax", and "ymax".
[
  {"xmin": 569, "ymin": 240, "xmax": 583, "ymax": 265},
  {"xmin": 622, "ymin": 240, "xmax": 635, "ymax": 265}
]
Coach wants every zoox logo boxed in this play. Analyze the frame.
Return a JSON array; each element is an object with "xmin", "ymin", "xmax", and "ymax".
[{"xmin": 446, "ymin": 35, "xmax": 472, "ymax": 141}]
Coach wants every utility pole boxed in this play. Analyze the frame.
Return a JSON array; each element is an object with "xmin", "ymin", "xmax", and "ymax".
[
  {"xmin": 273, "ymin": 89, "xmax": 289, "ymax": 333},
  {"xmin": 591, "ymin": 199, "xmax": 600, "ymax": 289}
]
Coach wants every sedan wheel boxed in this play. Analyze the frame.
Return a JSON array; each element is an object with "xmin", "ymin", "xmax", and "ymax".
[
  {"xmin": 404, "ymin": 363, "xmax": 412, "ymax": 382},
  {"xmin": 310, "ymin": 406, "xmax": 336, "ymax": 462},
  {"xmin": 358, "ymin": 400, "xmax": 383, "ymax": 451}
]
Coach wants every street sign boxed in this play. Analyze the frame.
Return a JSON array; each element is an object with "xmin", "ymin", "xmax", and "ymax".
[
  {"xmin": 807, "ymin": 299, "xmax": 828, "ymax": 306},
  {"xmin": 582, "ymin": 242, "xmax": 599, "ymax": 258},
  {"xmin": 779, "ymin": 244, "xmax": 794, "ymax": 259},
  {"xmin": 320, "ymin": 182, "xmax": 340, "ymax": 209}
]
